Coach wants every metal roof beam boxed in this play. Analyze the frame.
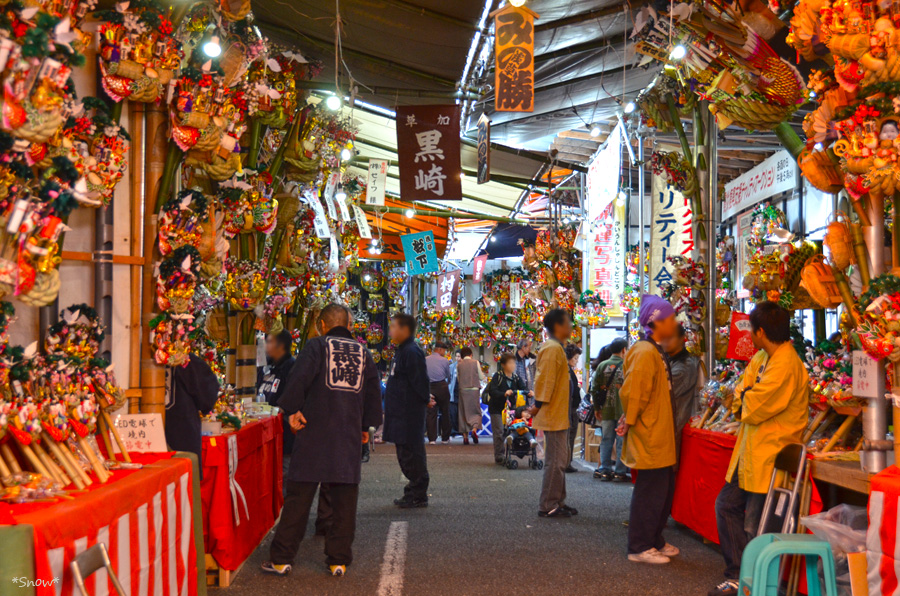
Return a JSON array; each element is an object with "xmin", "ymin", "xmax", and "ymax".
[
  {"xmin": 296, "ymin": 80, "xmax": 480, "ymax": 100},
  {"xmin": 535, "ymin": 33, "xmax": 628, "ymax": 65},
  {"xmin": 534, "ymin": 1, "xmax": 648, "ymax": 33}
]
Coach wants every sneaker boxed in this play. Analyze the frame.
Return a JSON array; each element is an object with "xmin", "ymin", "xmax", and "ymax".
[
  {"xmin": 538, "ymin": 506, "xmax": 572, "ymax": 518},
  {"xmin": 564, "ymin": 465, "xmax": 577, "ymax": 473},
  {"xmin": 627, "ymin": 548, "xmax": 670, "ymax": 564},
  {"xmin": 707, "ymin": 580, "xmax": 739, "ymax": 596},
  {"xmin": 561, "ymin": 505, "xmax": 578, "ymax": 516},
  {"xmin": 598, "ymin": 470, "xmax": 613, "ymax": 481},
  {"xmin": 329, "ymin": 565, "xmax": 346, "ymax": 577},
  {"xmin": 261, "ymin": 562, "xmax": 292, "ymax": 575},
  {"xmin": 659, "ymin": 543, "xmax": 680, "ymax": 557},
  {"xmin": 429, "ymin": 441, "xmax": 436, "ymax": 445},
  {"xmin": 612, "ymin": 473, "xmax": 629, "ymax": 483},
  {"xmin": 361, "ymin": 451, "xmax": 370, "ymax": 463},
  {"xmin": 394, "ymin": 497, "xmax": 428, "ymax": 509}
]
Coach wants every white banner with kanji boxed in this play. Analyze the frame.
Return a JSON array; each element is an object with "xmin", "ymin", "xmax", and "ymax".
[
  {"xmin": 649, "ymin": 174, "xmax": 694, "ymax": 292},
  {"xmin": 588, "ymin": 200, "xmax": 626, "ymax": 316}
]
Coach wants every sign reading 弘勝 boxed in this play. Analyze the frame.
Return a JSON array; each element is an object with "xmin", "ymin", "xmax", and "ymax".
[{"xmin": 722, "ymin": 150, "xmax": 796, "ymax": 220}]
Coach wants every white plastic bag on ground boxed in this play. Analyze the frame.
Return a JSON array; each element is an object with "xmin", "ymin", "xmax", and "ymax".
[{"xmin": 801, "ymin": 504, "xmax": 868, "ymax": 596}]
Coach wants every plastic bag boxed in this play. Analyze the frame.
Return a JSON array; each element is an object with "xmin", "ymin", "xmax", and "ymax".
[{"xmin": 801, "ymin": 504, "xmax": 867, "ymax": 556}]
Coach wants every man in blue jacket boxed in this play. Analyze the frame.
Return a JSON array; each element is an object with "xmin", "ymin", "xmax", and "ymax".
[
  {"xmin": 383, "ymin": 312, "xmax": 431, "ymax": 508},
  {"xmin": 262, "ymin": 303, "xmax": 383, "ymax": 578}
]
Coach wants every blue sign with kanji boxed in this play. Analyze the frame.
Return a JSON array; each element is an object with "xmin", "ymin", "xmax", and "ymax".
[{"xmin": 400, "ymin": 231, "xmax": 439, "ymax": 275}]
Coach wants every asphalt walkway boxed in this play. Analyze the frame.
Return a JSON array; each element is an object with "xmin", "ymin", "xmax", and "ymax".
[{"xmin": 224, "ymin": 440, "xmax": 724, "ymax": 595}]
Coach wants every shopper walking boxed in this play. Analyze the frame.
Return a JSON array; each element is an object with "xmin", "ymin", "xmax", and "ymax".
[
  {"xmin": 457, "ymin": 347, "xmax": 485, "ymax": 444},
  {"xmin": 620, "ymin": 295, "xmax": 679, "ymax": 564},
  {"xmin": 591, "ymin": 338, "xmax": 628, "ymax": 482},
  {"xmin": 383, "ymin": 313, "xmax": 431, "ymax": 508},
  {"xmin": 425, "ymin": 342, "xmax": 452, "ymax": 443},
  {"xmin": 708, "ymin": 302, "xmax": 809, "ymax": 596},
  {"xmin": 526, "ymin": 309, "xmax": 577, "ymax": 518},
  {"xmin": 666, "ymin": 325, "xmax": 702, "ymax": 461},
  {"xmin": 515, "ymin": 338, "xmax": 535, "ymax": 393},
  {"xmin": 263, "ymin": 303, "xmax": 383, "ymax": 577},
  {"xmin": 565, "ymin": 343, "xmax": 583, "ymax": 473},
  {"xmin": 487, "ymin": 353, "xmax": 529, "ymax": 464},
  {"xmin": 448, "ymin": 349, "xmax": 461, "ymax": 436}
]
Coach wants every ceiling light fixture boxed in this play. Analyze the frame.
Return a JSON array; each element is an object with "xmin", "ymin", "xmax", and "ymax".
[
  {"xmin": 404, "ymin": 208, "xmax": 415, "ymax": 218},
  {"xmin": 624, "ymin": 101, "xmax": 636, "ymax": 114},
  {"xmin": 590, "ymin": 125, "xmax": 602, "ymax": 137},
  {"xmin": 510, "ymin": 0, "xmax": 526, "ymax": 6},
  {"xmin": 340, "ymin": 147, "xmax": 352, "ymax": 161},
  {"xmin": 202, "ymin": 35, "xmax": 222, "ymax": 58},
  {"xmin": 669, "ymin": 44, "xmax": 687, "ymax": 61},
  {"xmin": 335, "ymin": 184, "xmax": 347, "ymax": 201},
  {"xmin": 325, "ymin": 95, "xmax": 342, "ymax": 111}
]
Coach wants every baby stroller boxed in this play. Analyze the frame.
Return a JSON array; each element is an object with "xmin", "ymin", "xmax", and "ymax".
[{"xmin": 503, "ymin": 406, "xmax": 543, "ymax": 470}]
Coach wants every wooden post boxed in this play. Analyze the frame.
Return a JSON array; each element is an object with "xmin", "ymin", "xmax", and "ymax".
[
  {"xmin": 140, "ymin": 104, "xmax": 169, "ymax": 417},
  {"xmin": 129, "ymin": 102, "xmax": 145, "ymax": 413}
]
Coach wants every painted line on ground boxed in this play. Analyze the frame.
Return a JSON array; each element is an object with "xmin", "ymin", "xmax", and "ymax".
[{"xmin": 376, "ymin": 521, "xmax": 408, "ymax": 596}]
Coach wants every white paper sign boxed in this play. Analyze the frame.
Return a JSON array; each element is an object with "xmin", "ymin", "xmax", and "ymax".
[
  {"xmin": 336, "ymin": 194, "xmax": 351, "ymax": 221},
  {"xmin": 649, "ymin": 174, "xmax": 694, "ymax": 293},
  {"xmin": 722, "ymin": 150, "xmax": 796, "ymax": 220},
  {"xmin": 510, "ymin": 282, "xmax": 521, "ymax": 309},
  {"xmin": 111, "ymin": 413, "xmax": 167, "ymax": 453},
  {"xmin": 366, "ymin": 159, "xmax": 388, "ymax": 206},
  {"xmin": 852, "ymin": 350, "xmax": 882, "ymax": 399},
  {"xmin": 352, "ymin": 205, "xmax": 372, "ymax": 239},
  {"xmin": 304, "ymin": 191, "xmax": 331, "ymax": 238},
  {"xmin": 329, "ymin": 236, "xmax": 339, "ymax": 272},
  {"xmin": 324, "ymin": 172, "xmax": 339, "ymax": 202}
]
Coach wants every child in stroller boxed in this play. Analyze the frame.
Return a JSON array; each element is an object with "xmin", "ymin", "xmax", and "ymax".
[{"xmin": 504, "ymin": 406, "xmax": 543, "ymax": 470}]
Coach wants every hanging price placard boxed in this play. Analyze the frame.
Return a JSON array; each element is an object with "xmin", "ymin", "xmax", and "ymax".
[
  {"xmin": 366, "ymin": 159, "xmax": 388, "ymax": 206},
  {"xmin": 352, "ymin": 205, "xmax": 372, "ymax": 239},
  {"xmin": 304, "ymin": 191, "xmax": 331, "ymax": 238}
]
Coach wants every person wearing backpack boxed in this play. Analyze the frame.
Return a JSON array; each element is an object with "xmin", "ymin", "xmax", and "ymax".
[{"xmin": 590, "ymin": 338, "xmax": 628, "ymax": 481}]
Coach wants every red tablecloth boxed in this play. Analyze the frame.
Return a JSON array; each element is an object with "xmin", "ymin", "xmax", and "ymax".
[
  {"xmin": 2, "ymin": 453, "xmax": 198, "ymax": 596},
  {"xmin": 200, "ymin": 415, "xmax": 283, "ymax": 571},
  {"xmin": 868, "ymin": 466, "xmax": 900, "ymax": 596},
  {"xmin": 672, "ymin": 426, "xmax": 737, "ymax": 544}
]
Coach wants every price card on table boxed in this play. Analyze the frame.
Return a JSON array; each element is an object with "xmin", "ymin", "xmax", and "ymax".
[
  {"xmin": 852, "ymin": 350, "xmax": 882, "ymax": 399},
  {"xmin": 110, "ymin": 413, "xmax": 167, "ymax": 453}
]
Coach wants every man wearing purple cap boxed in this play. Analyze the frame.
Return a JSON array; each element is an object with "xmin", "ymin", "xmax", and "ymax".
[{"xmin": 619, "ymin": 295, "xmax": 680, "ymax": 564}]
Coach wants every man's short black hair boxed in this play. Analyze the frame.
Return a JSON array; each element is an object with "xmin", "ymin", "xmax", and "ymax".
[
  {"xmin": 391, "ymin": 312, "xmax": 417, "ymax": 335},
  {"xmin": 608, "ymin": 338, "xmax": 628, "ymax": 355},
  {"xmin": 271, "ymin": 329, "xmax": 293, "ymax": 355},
  {"xmin": 319, "ymin": 302, "xmax": 351, "ymax": 328},
  {"xmin": 749, "ymin": 301, "xmax": 791, "ymax": 344},
  {"xmin": 543, "ymin": 308, "xmax": 570, "ymax": 333}
]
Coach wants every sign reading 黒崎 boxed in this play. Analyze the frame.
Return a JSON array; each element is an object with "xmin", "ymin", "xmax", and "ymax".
[
  {"xmin": 436, "ymin": 270, "xmax": 461, "ymax": 311},
  {"xmin": 722, "ymin": 150, "xmax": 796, "ymax": 220},
  {"xmin": 492, "ymin": 3, "xmax": 539, "ymax": 112},
  {"xmin": 396, "ymin": 105, "xmax": 462, "ymax": 202},
  {"xmin": 366, "ymin": 159, "xmax": 388, "ymax": 206},
  {"xmin": 649, "ymin": 174, "xmax": 694, "ymax": 293},
  {"xmin": 400, "ymin": 230, "xmax": 439, "ymax": 275},
  {"xmin": 477, "ymin": 114, "xmax": 491, "ymax": 184}
]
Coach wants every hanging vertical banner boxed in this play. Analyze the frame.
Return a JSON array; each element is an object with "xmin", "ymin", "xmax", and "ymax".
[
  {"xmin": 649, "ymin": 174, "xmax": 695, "ymax": 292},
  {"xmin": 365, "ymin": 159, "xmax": 388, "ymax": 206},
  {"xmin": 589, "ymin": 200, "xmax": 627, "ymax": 317},
  {"xmin": 336, "ymin": 193, "xmax": 351, "ymax": 221},
  {"xmin": 396, "ymin": 105, "xmax": 462, "ymax": 202},
  {"xmin": 400, "ymin": 230, "xmax": 439, "ymax": 275},
  {"xmin": 510, "ymin": 282, "xmax": 522, "ymax": 309},
  {"xmin": 352, "ymin": 205, "xmax": 372, "ymax": 239},
  {"xmin": 472, "ymin": 254, "xmax": 488, "ymax": 283},
  {"xmin": 436, "ymin": 270, "xmax": 461, "ymax": 311},
  {"xmin": 491, "ymin": 3, "xmax": 539, "ymax": 112},
  {"xmin": 324, "ymin": 171, "xmax": 339, "ymax": 202},
  {"xmin": 304, "ymin": 191, "xmax": 331, "ymax": 239},
  {"xmin": 477, "ymin": 114, "xmax": 491, "ymax": 184}
]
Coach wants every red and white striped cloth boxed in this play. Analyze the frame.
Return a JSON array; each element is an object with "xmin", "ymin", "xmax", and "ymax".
[
  {"xmin": 13, "ymin": 456, "xmax": 197, "ymax": 596},
  {"xmin": 868, "ymin": 466, "xmax": 900, "ymax": 596}
]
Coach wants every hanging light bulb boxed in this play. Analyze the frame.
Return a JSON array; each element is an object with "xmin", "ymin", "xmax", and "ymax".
[
  {"xmin": 325, "ymin": 95, "xmax": 342, "ymax": 111},
  {"xmin": 335, "ymin": 184, "xmax": 347, "ymax": 201},
  {"xmin": 509, "ymin": 0, "xmax": 526, "ymax": 6},
  {"xmin": 669, "ymin": 44, "xmax": 687, "ymax": 61},
  {"xmin": 370, "ymin": 243, "xmax": 381, "ymax": 255},
  {"xmin": 202, "ymin": 35, "xmax": 222, "ymax": 58},
  {"xmin": 590, "ymin": 124, "xmax": 602, "ymax": 137},
  {"xmin": 490, "ymin": 235, "xmax": 497, "ymax": 243},
  {"xmin": 404, "ymin": 208, "xmax": 415, "ymax": 218},
  {"xmin": 340, "ymin": 147, "xmax": 352, "ymax": 161},
  {"xmin": 624, "ymin": 101, "xmax": 636, "ymax": 114},
  {"xmin": 363, "ymin": 274, "xmax": 372, "ymax": 281},
  {"xmin": 562, "ymin": 216, "xmax": 571, "ymax": 224},
  {"xmin": 616, "ymin": 191, "xmax": 627, "ymax": 206}
]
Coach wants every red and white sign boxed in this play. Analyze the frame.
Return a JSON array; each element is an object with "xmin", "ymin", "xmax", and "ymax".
[
  {"xmin": 722, "ymin": 150, "xmax": 796, "ymax": 220},
  {"xmin": 726, "ymin": 312, "xmax": 755, "ymax": 361},
  {"xmin": 436, "ymin": 270, "xmax": 461, "ymax": 311},
  {"xmin": 589, "ymin": 200, "xmax": 626, "ymax": 316},
  {"xmin": 472, "ymin": 254, "xmax": 488, "ymax": 283},
  {"xmin": 649, "ymin": 174, "xmax": 694, "ymax": 293}
]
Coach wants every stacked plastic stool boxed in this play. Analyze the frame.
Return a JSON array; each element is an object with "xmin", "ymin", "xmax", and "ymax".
[{"xmin": 738, "ymin": 534, "xmax": 838, "ymax": 596}]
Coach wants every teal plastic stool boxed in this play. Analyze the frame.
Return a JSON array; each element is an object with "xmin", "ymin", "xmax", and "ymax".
[{"xmin": 737, "ymin": 534, "xmax": 838, "ymax": 596}]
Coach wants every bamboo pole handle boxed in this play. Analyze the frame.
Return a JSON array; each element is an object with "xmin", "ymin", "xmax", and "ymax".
[
  {"xmin": 97, "ymin": 414, "xmax": 117, "ymax": 462},
  {"xmin": 59, "ymin": 440, "xmax": 92, "ymax": 487},
  {"xmin": 46, "ymin": 439, "xmax": 85, "ymax": 489},
  {"xmin": 77, "ymin": 436, "xmax": 110, "ymax": 483},
  {"xmin": 19, "ymin": 443, "xmax": 50, "ymax": 477},
  {"xmin": 802, "ymin": 408, "xmax": 830, "ymax": 443},
  {"xmin": 0, "ymin": 443, "xmax": 21, "ymax": 473},
  {"xmin": 0, "ymin": 453, "xmax": 10, "ymax": 485},
  {"xmin": 32, "ymin": 440, "xmax": 67, "ymax": 486},
  {"xmin": 102, "ymin": 409, "xmax": 131, "ymax": 463},
  {"xmin": 821, "ymin": 415, "xmax": 858, "ymax": 453}
]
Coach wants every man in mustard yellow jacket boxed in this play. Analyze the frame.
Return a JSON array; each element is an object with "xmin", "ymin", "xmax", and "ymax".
[
  {"xmin": 708, "ymin": 302, "xmax": 809, "ymax": 596},
  {"xmin": 526, "ymin": 309, "xmax": 576, "ymax": 519},
  {"xmin": 620, "ymin": 295, "xmax": 680, "ymax": 565}
]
